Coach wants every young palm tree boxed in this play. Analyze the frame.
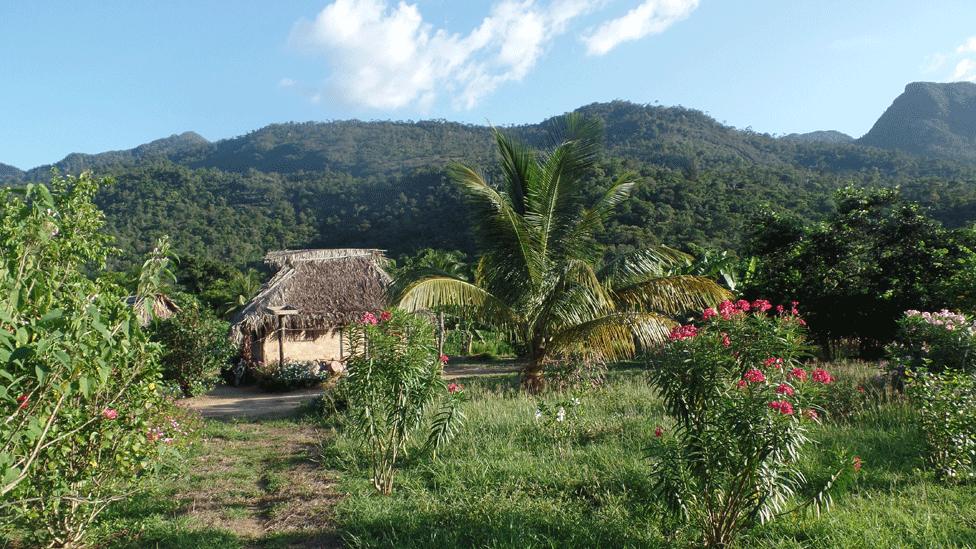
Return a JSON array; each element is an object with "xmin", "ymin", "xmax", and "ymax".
[{"xmin": 397, "ymin": 115, "xmax": 730, "ymax": 390}]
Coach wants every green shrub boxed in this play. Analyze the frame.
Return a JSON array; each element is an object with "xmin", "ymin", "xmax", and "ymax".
[
  {"xmin": 646, "ymin": 299, "xmax": 853, "ymax": 547},
  {"xmin": 907, "ymin": 369, "xmax": 976, "ymax": 482},
  {"xmin": 150, "ymin": 296, "xmax": 234, "ymax": 397},
  {"xmin": 0, "ymin": 174, "xmax": 187, "ymax": 546},
  {"xmin": 342, "ymin": 309, "xmax": 466, "ymax": 494},
  {"xmin": 254, "ymin": 360, "xmax": 333, "ymax": 392},
  {"xmin": 890, "ymin": 310, "xmax": 976, "ymax": 376}
]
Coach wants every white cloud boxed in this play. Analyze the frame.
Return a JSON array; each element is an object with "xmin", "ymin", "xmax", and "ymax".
[
  {"xmin": 289, "ymin": 0, "xmax": 598, "ymax": 111},
  {"xmin": 582, "ymin": 0, "xmax": 698, "ymax": 56},
  {"xmin": 956, "ymin": 36, "xmax": 976, "ymax": 54},
  {"xmin": 952, "ymin": 58, "xmax": 976, "ymax": 82}
]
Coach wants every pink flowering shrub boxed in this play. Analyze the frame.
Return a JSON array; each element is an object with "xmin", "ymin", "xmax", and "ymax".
[
  {"xmin": 343, "ymin": 309, "xmax": 466, "ymax": 494},
  {"xmin": 890, "ymin": 309, "xmax": 976, "ymax": 375},
  {"xmin": 647, "ymin": 299, "xmax": 850, "ymax": 547}
]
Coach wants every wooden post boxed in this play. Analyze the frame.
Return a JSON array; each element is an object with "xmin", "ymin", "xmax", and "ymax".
[
  {"xmin": 437, "ymin": 311, "xmax": 445, "ymax": 356},
  {"xmin": 277, "ymin": 315, "xmax": 285, "ymax": 366}
]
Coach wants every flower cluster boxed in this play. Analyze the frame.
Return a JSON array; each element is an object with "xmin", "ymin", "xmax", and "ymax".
[
  {"xmin": 764, "ymin": 357, "xmax": 784, "ymax": 369},
  {"xmin": 447, "ymin": 382, "xmax": 463, "ymax": 394},
  {"xmin": 768, "ymin": 400, "xmax": 795, "ymax": 415},
  {"xmin": 146, "ymin": 416, "xmax": 188, "ymax": 445},
  {"xmin": 743, "ymin": 369, "xmax": 767, "ymax": 383},
  {"xmin": 705, "ymin": 299, "xmax": 801, "ymax": 322},
  {"xmin": 669, "ymin": 324, "xmax": 698, "ymax": 341},
  {"xmin": 361, "ymin": 312, "xmax": 378, "ymax": 325},
  {"xmin": 439, "ymin": 353, "xmax": 450, "ymax": 364},
  {"xmin": 905, "ymin": 309, "xmax": 976, "ymax": 334},
  {"xmin": 811, "ymin": 368, "xmax": 834, "ymax": 384},
  {"xmin": 102, "ymin": 408, "xmax": 118, "ymax": 420}
]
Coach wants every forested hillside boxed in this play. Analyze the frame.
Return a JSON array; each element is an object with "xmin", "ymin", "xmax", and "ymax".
[{"xmin": 6, "ymin": 92, "xmax": 976, "ymax": 269}]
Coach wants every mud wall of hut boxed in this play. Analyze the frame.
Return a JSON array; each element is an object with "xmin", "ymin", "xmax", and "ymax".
[{"xmin": 258, "ymin": 329, "xmax": 345, "ymax": 364}]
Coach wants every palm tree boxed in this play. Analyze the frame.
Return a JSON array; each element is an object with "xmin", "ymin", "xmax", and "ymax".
[
  {"xmin": 222, "ymin": 269, "xmax": 262, "ymax": 319},
  {"xmin": 397, "ymin": 115, "xmax": 730, "ymax": 390}
]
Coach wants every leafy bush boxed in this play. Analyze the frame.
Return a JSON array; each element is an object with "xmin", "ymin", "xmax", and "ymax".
[
  {"xmin": 254, "ymin": 360, "xmax": 333, "ymax": 392},
  {"xmin": 646, "ymin": 299, "xmax": 852, "ymax": 546},
  {"xmin": 907, "ymin": 369, "xmax": 976, "ymax": 482},
  {"xmin": 150, "ymin": 295, "xmax": 234, "ymax": 397},
  {"xmin": 889, "ymin": 310, "xmax": 976, "ymax": 376},
  {"xmin": 342, "ymin": 309, "xmax": 465, "ymax": 494},
  {"xmin": 0, "ymin": 173, "xmax": 185, "ymax": 546}
]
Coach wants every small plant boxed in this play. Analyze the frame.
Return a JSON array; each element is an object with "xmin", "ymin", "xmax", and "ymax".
[
  {"xmin": 907, "ymin": 369, "xmax": 976, "ymax": 482},
  {"xmin": 647, "ymin": 299, "xmax": 853, "ymax": 547},
  {"xmin": 533, "ymin": 394, "xmax": 583, "ymax": 439},
  {"xmin": 343, "ymin": 309, "xmax": 466, "ymax": 494},
  {"xmin": 255, "ymin": 360, "xmax": 334, "ymax": 392}
]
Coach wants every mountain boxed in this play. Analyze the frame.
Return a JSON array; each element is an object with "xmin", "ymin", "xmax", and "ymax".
[
  {"xmin": 859, "ymin": 81, "xmax": 976, "ymax": 161},
  {"xmin": 0, "ymin": 162, "xmax": 23, "ymax": 181},
  {"xmin": 23, "ymin": 131, "xmax": 211, "ymax": 180},
  {"xmin": 782, "ymin": 130, "xmax": 854, "ymax": 144},
  {"xmin": 6, "ymin": 95, "xmax": 976, "ymax": 269}
]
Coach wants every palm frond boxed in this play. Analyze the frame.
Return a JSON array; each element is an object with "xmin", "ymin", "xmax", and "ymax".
[
  {"xmin": 548, "ymin": 311, "xmax": 677, "ymax": 362},
  {"xmin": 534, "ymin": 259, "xmax": 615, "ymax": 332},
  {"xmin": 448, "ymin": 163, "xmax": 541, "ymax": 288},
  {"xmin": 601, "ymin": 246, "xmax": 696, "ymax": 288},
  {"xmin": 397, "ymin": 275, "xmax": 519, "ymax": 330},
  {"xmin": 613, "ymin": 274, "xmax": 732, "ymax": 315},
  {"xmin": 493, "ymin": 128, "xmax": 534, "ymax": 215},
  {"xmin": 562, "ymin": 173, "xmax": 639, "ymax": 256}
]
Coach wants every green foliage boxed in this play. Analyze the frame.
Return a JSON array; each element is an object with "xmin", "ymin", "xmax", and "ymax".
[
  {"xmin": 149, "ymin": 295, "xmax": 234, "ymax": 397},
  {"xmin": 342, "ymin": 309, "xmax": 465, "ymax": 494},
  {"xmin": 889, "ymin": 310, "xmax": 976, "ymax": 376},
  {"xmin": 0, "ymin": 172, "xmax": 178, "ymax": 546},
  {"xmin": 252, "ymin": 360, "xmax": 333, "ymax": 392},
  {"xmin": 646, "ymin": 300, "xmax": 849, "ymax": 547},
  {"xmin": 746, "ymin": 186, "xmax": 976, "ymax": 355},
  {"xmin": 907, "ymin": 369, "xmax": 976, "ymax": 482},
  {"xmin": 398, "ymin": 116, "xmax": 729, "ymax": 389}
]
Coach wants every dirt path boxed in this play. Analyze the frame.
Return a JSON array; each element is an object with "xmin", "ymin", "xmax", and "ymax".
[
  {"xmin": 179, "ymin": 385, "xmax": 326, "ymax": 420},
  {"xmin": 177, "ymin": 421, "xmax": 341, "ymax": 548}
]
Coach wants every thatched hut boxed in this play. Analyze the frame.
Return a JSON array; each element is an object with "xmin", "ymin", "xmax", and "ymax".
[{"xmin": 229, "ymin": 249, "xmax": 390, "ymax": 366}]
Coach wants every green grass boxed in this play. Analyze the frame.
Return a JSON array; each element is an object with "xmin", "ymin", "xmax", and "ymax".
[{"xmin": 324, "ymin": 364, "xmax": 976, "ymax": 548}]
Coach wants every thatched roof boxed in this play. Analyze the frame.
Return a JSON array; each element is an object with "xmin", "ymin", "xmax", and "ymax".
[
  {"xmin": 229, "ymin": 249, "xmax": 390, "ymax": 343},
  {"xmin": 126, "ymin": 294, "xmax": 182, "ymax": 326}
]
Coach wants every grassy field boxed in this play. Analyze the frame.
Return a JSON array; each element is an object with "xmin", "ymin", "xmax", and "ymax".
[
  {"xmin": 89, "ymin": 362, "xmax": 976, "ymax": 548},
  {"xmin": 324, "ymin": 363, "xmax": 976, "ymax": 548}
]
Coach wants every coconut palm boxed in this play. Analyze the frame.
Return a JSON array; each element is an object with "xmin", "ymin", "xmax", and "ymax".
[{"xmin": 397, "ymin": 115, "xmax": 730, "ymax": 390}]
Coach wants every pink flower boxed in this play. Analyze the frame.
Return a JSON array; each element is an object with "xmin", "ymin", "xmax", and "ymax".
[
  {"xmin": 788, "ymin": 368, "xmax": 808, "ymax": 382},
  {"xmin": 702, "ymin": 307, "xmax": 718, "ymax": 321},
  {"xmin": 379, "ymin": 310, "xmax": 392, "ymax": 322},
  {"xmin": 804, "ymin": 408, "xmax": 819, "ymax": 421},
  {"xmin": 721, "ymin": 332, "xmax": 731, "ymax": 347},
  {"xmin": 764, "ymin": 357, "xmax": 784, "ymax": 369},
  {"xmin": 102, "ymin": 408, "xmax": 118, "ymax": 420},
  {"xmin": 447, "ymin": 382, "xmax": 463, "ymax": 394},
  {"xmin": 811, "ymin": 368, "xmax": 833, "ymax": 384},
  {"xmin": 16, "ymin": 394, "xmax": 29, "ymax": 410},
  {"xmin": 736, "ymin": 299, "xmax": 751, "ymax": 312},
  {"xmin": 775, "ymin": 383, "xmax": 795, "ymax": 396},
  {"xmin": 776, "ymin": 304, "xmax": 785, "ymax": 314},
  {"xmin": 768, "ymin": 400, "xmax": 795, "ymax": 415},
  {"xmin": 439, "ymin": 354, "xmax": 449, "ymax": 364},
  {"xmin": 853, "ymin": 456, "xmax": 863, "ymax": 472},
  {"xmin": 361, "ymin": 312, "xmax": 378, "ymax": 325},
  {"xmin": 751, "ymin": 299, "xmax": 772, "ymax": 312},
  {"xmin": 718, "ymin": 300, "xmax": 737, "ymax": 320},
  {"xmin": 736, "ymin": 379, "xmax": 748, "ymax": 389},
  {"xmin": 857, "ymin": 386, "xmax": 866, "ymax": 394},
  {"xmin": 743, "ymin": 369, "xmax": 766, "ymax": 383},
  {"xmin": 668, "ymin": 324, "xmax": 698, "ymax": 341},
  {"xmin": 654, "ymin": 426, "xmax": 664, "ymax": 437}
]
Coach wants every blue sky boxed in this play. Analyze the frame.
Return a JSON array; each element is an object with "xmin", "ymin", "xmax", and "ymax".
[{"xmin": 1, "ymin": 0, "xmax": 975, "ymax": 169}]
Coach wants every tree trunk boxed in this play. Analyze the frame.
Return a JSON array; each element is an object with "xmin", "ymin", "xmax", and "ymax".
[
  {"xmin": 437, "ymin": 311, "xmax": 445, "ymax": 356},
  {"xmin": 521, "ymin": 347, "xmax": 546, "ymax": 393}
]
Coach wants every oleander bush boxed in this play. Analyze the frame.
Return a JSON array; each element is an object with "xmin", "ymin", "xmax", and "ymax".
[
  {"xmin": 646, "ymin": 299, "xmax": 855, "ymax": 547},
  {"xmin": 341, "ymin": 309, "xmax": 466, "ymax": 494}
]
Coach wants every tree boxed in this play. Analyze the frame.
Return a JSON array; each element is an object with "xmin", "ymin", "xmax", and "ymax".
[
  {"xmin": 397, "ymin": 115, "xmax": 729, "ymax": 390},
  {"xmin": 745, "ymin": 186, "xmax": 974, "ymax": 355}
]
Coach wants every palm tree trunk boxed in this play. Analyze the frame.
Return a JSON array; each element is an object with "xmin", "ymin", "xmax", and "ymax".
[{"xmin": 521, "ymin": 347, "xmax": 546, "ymax": 393}]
